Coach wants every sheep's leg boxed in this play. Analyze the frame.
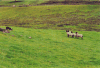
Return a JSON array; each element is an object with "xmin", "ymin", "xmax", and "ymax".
[
  {"xmin": 2, "ymin": 29, "xmax": 5, "ymax": 33},
  {"xmin": 68, "ymin": 35, "xmax": 69, "ymax": 37},
  {"xmin": 81, "ymin": 37, "xmax": 83, "ymax": 40},
  {"xmin": 75, "ymin": 36, "xmax": 78, "ymax": 39},
  {"xmin": 76, "ymin": 36, "xmax": 78, "ymax": 39},
  {"xmin": 74, "ymin": 36, "xmax": 76, "ymax": 38},
  {"xmin": 72, "ymin": 35, "xmax": 74, "ymax": 38},
  {"xmin": 74, "ymin": 35, "xmax": 77, "ymax": 38}
]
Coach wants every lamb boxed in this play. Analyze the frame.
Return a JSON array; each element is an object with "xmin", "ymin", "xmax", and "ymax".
[
  {"xmin": 75, "ymin": 32, "xmax": 83, "ymax": 39},
  {"xmin": 66, "ymin": 30, "xmax": 74, "ymax": 38}
]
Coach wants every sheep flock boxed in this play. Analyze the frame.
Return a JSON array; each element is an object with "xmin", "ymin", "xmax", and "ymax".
[
  {"xmin": 66, "ymin": 30, "xmax": 83, "ymax": 39},
  {"xmin": 0, "ymin": 27, "xmax": 83, "ymax": 39}
]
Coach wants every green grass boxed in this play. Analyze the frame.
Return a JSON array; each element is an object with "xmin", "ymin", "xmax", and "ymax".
[
  {"xmin": 0, "ymin": 1, "xmax": 100, "ymax": 68},
  {"xmin": 0, "ymin": 0, "xmax": 48, "ymax": 6},
  {"xmin": 0, "ymin": 26, "xmax": 100, "ymax": 68}
]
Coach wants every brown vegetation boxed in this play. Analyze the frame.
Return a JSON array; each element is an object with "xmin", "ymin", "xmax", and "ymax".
[{"xmin": 39, "ymin": 1, "xmax": 100, "ymax": 5}]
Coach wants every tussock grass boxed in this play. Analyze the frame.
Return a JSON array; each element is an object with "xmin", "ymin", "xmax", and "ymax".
[
  {"xmin": 0, "ymin": 5, "xmax": 100, "ymax": 31},
  {"xmin": 0, "ymin": 26, "xmax": 100, "ymax": 68}
]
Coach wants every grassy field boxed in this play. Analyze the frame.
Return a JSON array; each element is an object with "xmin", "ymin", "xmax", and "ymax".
[
  {"xmin": 0, "ymin": 0, "xmax": 46, "ymax": 6},
  {"xmin": 0, "ymin": 26, "xmax": 100, "ymax": 68},
  {"xmin": 0, "ymin": 1, "xmax": 100, "ymax": 68},
  {"xmin": 0, "ymin": 5, "xmax": 100, "ymax": 31}
]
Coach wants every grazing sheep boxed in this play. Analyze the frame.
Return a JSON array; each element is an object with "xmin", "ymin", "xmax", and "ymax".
[
  {"xmin": 3, "ymin": 29, "xmax": 10, "ymax": 33},
  {"xmin": 0, "ymin": 28, "xmax": 4, "ymax": 31},
  {"xmin": 0, "ymin": 28, "xmax": 10, "ymax": 33},
  {"xmin": 66, "ymin": 30, "xmax": 74, "ymax": 38},
  {"xmin": 75, "ymin": 32, "xmax": 83, "ymax": 39},
  {"xmin": 6, "ymin": 27, "xmax": 13, "ymax": 30}
]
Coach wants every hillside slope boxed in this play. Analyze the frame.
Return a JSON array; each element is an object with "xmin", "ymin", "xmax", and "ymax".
[
  {"xmin": 0, "ymin": 5, "xmax": 100, "ymax": 31},
  {"xmin": 0, "ymin": 26, "xmax": 100, "ymax": 68},
  {"xmin": 0, "ymin": 0, "xmax": 100, "ymax": 7}
]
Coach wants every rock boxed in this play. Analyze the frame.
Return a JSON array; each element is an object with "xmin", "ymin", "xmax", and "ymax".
[
  {"xmin": 29, "ymin": 37, "xmax": 32, "ymax": 39},
  {"xmin": 13, "ymin": 5, "xmax": 16, "ymax": 7}
]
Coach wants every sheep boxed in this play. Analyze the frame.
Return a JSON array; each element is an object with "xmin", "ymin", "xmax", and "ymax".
[
  {"xmin": 0, "ymin": 28, "xmax": 4, "ymax": 31},
  {"xmin": 6, "ymin": 27, "xmax": 13, "ymax": 31},
  {"xmin": 0, "ymin": 28, "xmax": 10, "ymax": 33},
  {"xmin": 3, "ymin": 29, "xmax": 10, "ymax": 33},
  {"xmin": 66, "ymin": 30, "xmax": 74, "ymax": 38},
  {"xmin": 75, "ymin": 32, "xmax": 83, "ymax": 39}
]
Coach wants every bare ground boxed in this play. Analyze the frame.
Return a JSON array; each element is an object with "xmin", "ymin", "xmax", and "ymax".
[{"xmin": 39, "ymin": 1, "xmax": 100, "ymax": 5}]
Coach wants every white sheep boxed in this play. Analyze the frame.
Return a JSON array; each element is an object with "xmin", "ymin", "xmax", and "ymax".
[
  {"xmin": 66, "ymin": 30, "xmax": 74, "ymax": 38},
  {"xmin": 75, "ymin": 32, "xmax": 83, "ymax": 39}
]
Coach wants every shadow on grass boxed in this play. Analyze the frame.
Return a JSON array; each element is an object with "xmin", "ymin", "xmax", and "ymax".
[
  {"xmin": 9, "ymin": 1, "xmax": 23, "ymax": 3},
  {"xmin": 78, "ymin": 59, "xmax": 100, "ymax": 65},
  {"xmin": 0, "ymin": 5, "xmax": 4, "ymax": 7},
  {"xmin": 66, "ymin": 36, "xmax": 83, "ymax": 40}
]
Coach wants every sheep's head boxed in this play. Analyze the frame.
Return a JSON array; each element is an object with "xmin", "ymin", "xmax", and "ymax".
[
  {"xmin": 66, "ymin": 30, "xmax": 69, "ymax": 32},
  {"xmin": 76, "ymin": 32, "xmax": 78, "ymax": 34},
  {"xmin": 71, "ymin": 31, "xmax": 73, "ymax": 33},
  {"xmin": 6, "ymin": 27, "xmax": 13, "ymax": 30}
]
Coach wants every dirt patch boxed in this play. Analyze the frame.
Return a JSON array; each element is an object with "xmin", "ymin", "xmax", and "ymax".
[
  {"xmin": 57, "ymin": 24, "xmax": 64, "ymax": 27},
  {"xmin": 39, "ymin": 1, "xmax": 100, "ymax": 5}
]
